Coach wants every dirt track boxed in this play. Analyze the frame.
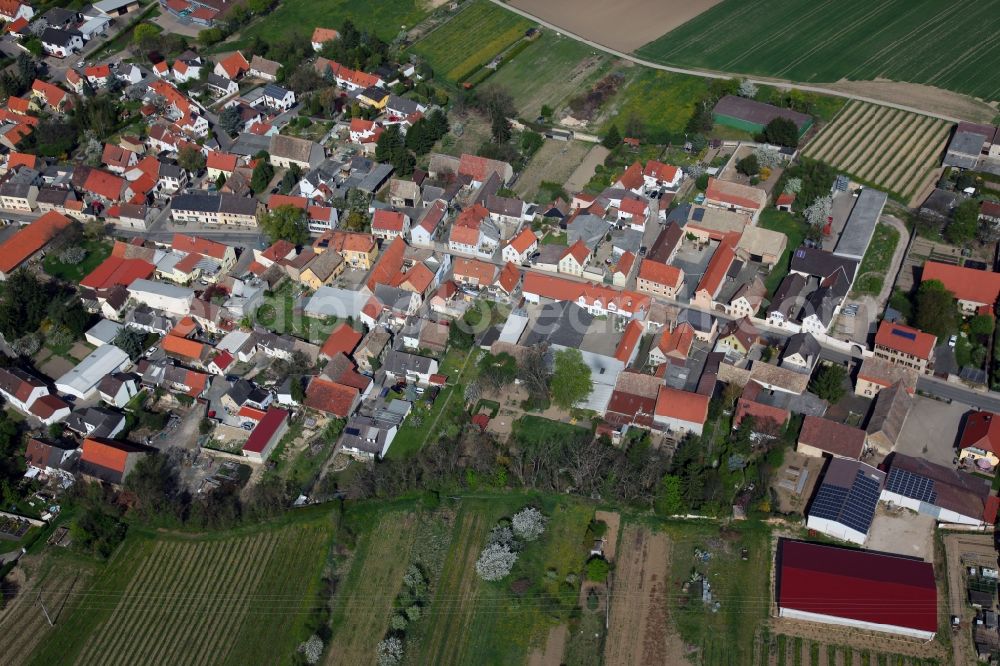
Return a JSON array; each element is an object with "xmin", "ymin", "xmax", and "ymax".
[
  {"xmin": 508, "ymin": 0, "xmax": 722, "ymax": 52},
  {"xmin": 604, "ymin": 525, "xmax": 687, "ymax": 666}
]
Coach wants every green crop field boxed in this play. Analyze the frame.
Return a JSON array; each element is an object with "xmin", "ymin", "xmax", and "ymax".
[
  {"xmin": 230, "ymin": 0, "xmax": 429, "ymax": 47},
  {"xmin": 489, "ymin": 32, "xmax": 611, "ymax": 119},
  {"xmin": 411, "ymin": 0, "xmax": 533, "ymax": 83},
  {"xmin": 635, "ymin": 0, "xmax": 1000, "ymax": 102},
  {"xmin": 599, "ymin": 68, "xmax": 709, "ymax": 143},
  {"xmin": 26, "ymin": 513, "xmax": 334, "ymax": 666},
  {"xmin": 802, "ymin": 100, "xmax": 953, "ymax": 203}
]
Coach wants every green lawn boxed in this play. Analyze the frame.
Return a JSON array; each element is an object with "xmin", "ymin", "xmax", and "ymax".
[
  {"xmin": 852, "ymin": 222, "xmax": 901, "ymax": 296},
  {"xmin": 512, "ymin": 415, "xmax": 590, "ymax": 446},
  {"xmin": 230, "ymin": 0, "xmax": 429, "ymax": 48},
  {"xmin": 541, "ymin": 231, "xmax": 567, "ymax": 246},
  {"xmin": 666, "ymin": 521, "xmax": 771, "ymax": 665},
  {"xmin": 758, "ymin": 209, "xmax": 808, "ymax": 295},
  {"xmin": 600, "ymin": 68, "xmax": 709, "ymax": 143},
  {"xmin": 488, "ymin": 31, "xmax": 612, "ymax": 118},
  {"xmin": 410, "ymin": 0, "xmax": 532, "ymax": 83},
  {"xmin": 42, "ymin": 239, "xmax": 111, "ymax": 282},
  {"xmin": 635, "ymin": 0, "xmax": 1000, "ymax": 103}
]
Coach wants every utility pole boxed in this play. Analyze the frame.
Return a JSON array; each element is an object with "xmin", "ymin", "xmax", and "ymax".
[{"xmin": 36, "ymin": 593, "xmax": 54, "ymax": 627}]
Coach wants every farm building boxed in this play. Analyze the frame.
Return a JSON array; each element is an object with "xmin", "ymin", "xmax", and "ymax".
[
  {"xmin": 241, "ymin": 407, "xmax": 289, "ymax": 463},
  {"xmin": 805, "ymin": 457, "xmax": 884, "ymax": 545},
  {"xmin": 833, "ymin": 188, "xmax": 888, "ymax": 262},
  {"xmin": 921, "ymin": 261, "xmax": 1000, "ymax": 315},
  {"xmin": 776, "ymin": 540, "xmax": 937, "ymax": 640},
  {"xmin": 712, "ymin": 95, "xmax": 812, "ymax": 136},
  {"xmin": 880, "ymin": 452, "xmax": 992, "ymax": 526}
]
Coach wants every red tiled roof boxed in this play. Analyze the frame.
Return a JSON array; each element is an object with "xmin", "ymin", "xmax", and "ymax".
[
  {"xmin": 81, "ymin": 438, "xmax": 131, "ymax": 474},
  {"xmin": 497, "ymin": 261, "xmax": 520, "ymax": 294},
  {"xmin": 366, "ymin": 236, "xmax": 406, "ymax": 291},
  {"xmin": 776, "ymin": 192, "xmax": 796, "ymax": 207},
  {"xmin": 211, "ymin": 350, "xmax": 234, "ymax": 370},
  {"xmin": 522, "ymin": 273, "xmax": 650, "ymax": 315},
  {"xmin": 705, "ymin": 177, "xmax": 766, "ymax": 210},
  {"xmin": 320, "ymin": 323, "xmax": 363, "ymax": 359},
  {"xmin": 696, "ymin": 239, "xmax": 736, "ymax": 298},
  {"xmin": 616, "ymin": 251, "xmax": 636, "ymax": 277},
  {"xmin": 614, "ymin": 319, "xmax": 644, "ymax": 363},
  {"xmin": 162, "ymin": 334, "xmax": 206, "ymax": 361},
  {"xmin": 874, "ymin": 320, "xmax": 937, "ymax": 361},
  {"xmin": 304, "ymin": 377, "xmax": 358, "ymax": 417},
  {"xmin": 372, "ymin": 209, "xmax": 406, "ymax": 232},
  {"xmin": 0, "ymin": 211, "xmax": 71, "ymax": 274},
  {"xmin": 450, "ymin": 204, "xmax": 488, "ymax": 246},
  {"xmin": 985, "ymin": 495, "xmax": 1000, "ymax": 525},
  {"xmin": 6, "ymin": 151, "xmax": 37, "ymax": 170},
  {"xmin": 655, "ymin": 386, "xmax": 709, "ymax": 425},
  {"xmin": 242, "ymin": 407, "xmax": 289, "ymax": 454},
  {"xmin": 32, "ymin": 79, "xmax": 67, "ymax": 107},
  {"xmin": 102, "ymin": 143, "xmax": 134, "ymax": 169},
  {"xmin": 237, "ymin": 404, "xmax": 266, "ymax": 421},
  {"xmin": 172, "ymin": 233, "xmax": 229, "ymax": 260},
  {"xmin": 619, "ymin": 197, "xmax": 646, "ymax": 217},
  {"xmin": 734, "ymin": 395, "xmax": 789, "ymax": 431},
  {"xmin": 459, "ymin": 153, "xmax": 506, "ymax": 182},
  {"xmin": 922, "ymin": 260, "xmax": 1000, "ymax": 308},
  {"xmin": 561, "ymin": 239, "xmax": 591, "ymax": 266},
  {"xmin": 798, "ymin": 416, "xmax": 865, "ymax": 458},
  {"xmin": 261, "ymin": 239, "xmax": 295, "ymax": 263},
  {"xmin": 267, "ymin": 194, "xmax": 307, "ymax": 210},
  {"xmin": 85, "ymin": 64, "xmax": 111, "ymax": 79},
  {"xmin": 658, "ymin": 322, "xmax": 694, "ymax": 359},
  {"xmin": 84, "ymin": 169, "xmax": 125, "ymax": 201},
  {"xmin": 312, "ymin": 27, "xmax": 339, "ymax": 44},
  {"xmin": 507, "ymin": 227, "xmax": 537, "ymax": 254},
  {"xmin": 206, "ymin": 151, "xmax": 239, "ymax": 173},
  {"xmin": 618, "ymin": 161, "xmax": 643, "ymax": 190},
  {"xmin": 960, "ymin": 411, "xmax": 1000, "ymax": 456},
  {"xmin": 80, "ymin": 256, "xmax": 154, "ymax": 290},
  {"xmin": 349, "ymin": 117, "xmax": 375, "ymax": 133},
  {"xmin": 29, "ymin": 394, "xmax": 69, "ymax": 419},
  {"xmin": 6, "ymin": 96, "xmax": 30, "ymax": 114},
  {"xmin": 643, "ymin": 160, "xmax": 679, "ymax": 183},
  {"xmin": 216, "ymin": 51, "xmax": 249, "ymax": 79},
  {"xmin": 638, "ymin": 259, "xmax": 682, "ymax": 288},
  {"xmin": 452, "ymin": 257, "xmax": 497, "ymax": 284},
  {"xmin": 777, "ymin": 540, "xmax": 936, "ymax": 634},
  {"xmin": 982, "ymin": 201, "xmax": 1000, "ymax": 218},
  {"xmin": 397, "ymin": 262, "xmax": 434, "ymax": 294},
  {"xmin": 324, "ymin": 60, "xmax": 381, "ymax": 88}
]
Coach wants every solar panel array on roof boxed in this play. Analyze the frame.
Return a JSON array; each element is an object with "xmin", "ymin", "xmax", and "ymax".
[
  {"xmin": 891, "ymin": 328, "xmax": 917, "ymax": 341},
  {"xmin": 835, "ymin": 175, "xmax": 849, "ymax": 191},
  {"xmin": 885, "ymin": 468, "xmax": 937, "ymax": 504},
  {"xmin": 810, "ymin": 469, "xmax": 881, "ymax": 535},
  {"xmin": 692, "ymin": 207, "xmax": 705, "ymax": 221},
  {"xmin": 795, "ymin": 249, "xmax": 806, "ymax": 258},
  {"xmin": 345, "ymin": 427, "xmax": 360, "ymax": 436}
]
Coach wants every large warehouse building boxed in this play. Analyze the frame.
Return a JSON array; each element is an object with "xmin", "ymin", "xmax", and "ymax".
[{"xmin": 776, "ymin": 540, "xmax": 937, "ymax": 640}]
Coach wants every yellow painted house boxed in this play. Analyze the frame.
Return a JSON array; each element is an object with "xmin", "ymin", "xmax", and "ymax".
[
  {"xmin": 313, "ymin": 231, "xmax": 378, "ymax": 270},
  {"xmin": 299, "ymin": 250, "xmax": 345, "ymax": 290},
  {"xmin": 357, "ymin": 87, "xmax": 389, "ymax": 111}
]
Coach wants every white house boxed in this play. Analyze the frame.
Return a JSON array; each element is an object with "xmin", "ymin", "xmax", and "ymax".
[
  {"xmin": 501, "ymin": 227, "xmax": 538, "ymax": 264},
  {"xmin": 41, "ymin": 28, "xmax": 84, "ymax": 58},
  {"xmin": 0, "ymin": 367, "xmax": 49, "ymax": 414},
  {"xmin": 260, "ymin": 84, "xmax": 296, "ymax": 112},
  {"xmin": 56, "ymin": 345, "xmax": 131, "ymax": 400},
  {"xmin": 653, "ymin": 386, "xmax": 709, "ymax": 437},
  {"xmin": 127, "ymin": 279, "xmax": 195, "ymax": 317}
]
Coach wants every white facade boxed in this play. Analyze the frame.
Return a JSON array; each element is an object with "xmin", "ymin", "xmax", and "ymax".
[
  {"xmin": 805, "ymin": 514, "xmax": 867, "ymax": 545},
  {"xmin": 127, "ymin": 279, "xmax": 195, "ymax": 317},
  {"xmin": 880, "ymin": 489, "xmax": 985, "ymax": 527},
  {"xmin": 56, "ymin": 345, "xmax": 130, "ymax": 399},
  {"xmin": 777, "ymin": 607, "xmax": 935, "ymax": 642}
]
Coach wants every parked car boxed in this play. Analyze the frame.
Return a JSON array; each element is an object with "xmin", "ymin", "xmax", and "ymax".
[{"xmin": 948, "ymin": 334, "xmax": 958, "ymax": 348}]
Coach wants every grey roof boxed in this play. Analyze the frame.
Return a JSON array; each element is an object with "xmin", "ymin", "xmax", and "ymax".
[
  {"xmin": 884, "ymin": 451, "xmax": 990, "ymax": 520},
  {"xmin": 0, "ymin": 182, "xmax": 34, "ymax": 198},
  {"xmin": 358, "ymin": 163, "xmax": 394, "ymax": 193},
  {"xmin": 65, "ymin": 406, "xmax": 125, "ymax": 438},
  {"xmin": 206, "ymin": 73, "xmax": 235, "ymax": 91},
  {"xmin": 610, "ymin": 228, "xmax": 643, "ymax": 254},
  {"xmin": 768, "ymin": 273, "xmax": 809, "ymax": 318},
  {"xmin": 269, "ymin": 134, "xmax": 322, "ymax": 166},
  {"xmin": 387, "ymin": 94, "xmax": 422, "ymax": 116},
  {"xmin": 373, "ymin": 284, "xmax": 414, "ymax": 313},
  {"xmin": 340, "ymin": 414, "xmax": 392, "ymax": 456},
  {"xmin": 647, "ymin": 221, "xmax": 684, "ymax": 263},
  {"xmin": 41, "ymin": 27, "xmax": 79, "ymax": 47},
  {"xmin": 866, "ymin": 382, "xmax": 912, "ymax": 448},
  {"xmin": 790, "ymin": 247, "xmax": 858, "ymax": 281},
  {"xmin": 382, "ymin": 349, "xmax": 436, "ymax": 376},
  {"xmin": 782, "ymin": 332, "xmax": 820, "ymax": 362},
  {"xmin": 261, "ymin": 83, "xmax": 291, "ymax": 99},
  {"xmin": 567, "ymin": 213, "xmax": 608, "ymax": 249},
  {"xmin": 229, "ymin": 133, "xmax": 271, "ymax": 157},
  {"xmin": 171, "ymin": 192, "xmax": 258, "ymax": 216},
  {"xmin": 485, "ymin": 193, "xmax": 523, "ymax": 218},
  {"xmin": 833, "ymin": 188, "xmax": 888, "ymax": 261},
  {"xmin": 128, "ymin": 278, "xmax": 194, "ymax": 300},
  {"xmin": 521, "ymin": 301, "xmax": 591, "ymax": 349},
  {"xmin": 948, "ymin": 130, "xmax": 988, "ymax": 158},
  {"xmin": 802, "ymin": 267, "xmax": 851, "ymax": 326},
  {"xmin": 920, "ymin": 188, "xmax": 958, "ymax": 218},
  {"xmin": 713, "ymin": 95, "xmax": 812, "ymax": 130}
]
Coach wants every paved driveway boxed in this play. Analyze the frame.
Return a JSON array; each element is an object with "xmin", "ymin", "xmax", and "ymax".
[{"xmin": 894, "ymin": 395, "xmax": 967, "ymax": 466}]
